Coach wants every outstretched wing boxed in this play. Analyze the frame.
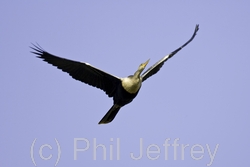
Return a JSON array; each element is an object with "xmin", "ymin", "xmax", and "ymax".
[
  {"xmin": 141, "ymin": 24, "xmax": 199, "ymax": 82},
  {"xmin": 31, "ymin": 44, "xmax": 121, "ymax": 97}
]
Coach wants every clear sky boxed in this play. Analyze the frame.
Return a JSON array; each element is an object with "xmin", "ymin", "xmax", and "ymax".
[{"xmin": 1, "ymin": 1, "xmax": 250, "ymax": 167}]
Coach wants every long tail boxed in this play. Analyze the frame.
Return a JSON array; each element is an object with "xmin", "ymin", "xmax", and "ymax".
[{"xmin": 98, "ymin": 104, "xmax": 121, "ymax": 124}]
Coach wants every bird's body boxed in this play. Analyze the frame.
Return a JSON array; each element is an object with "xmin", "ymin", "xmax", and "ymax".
[
  {"xmin": 121, "ymin": 76, "xmax": 142, "ymax": 94},
  {"xmin": 31, "ymin": 24, "xmax": 199, "ymax": 124},
  {"xmin": 116, "ymin": 78, "xmax": 140, "ymax": 105}
]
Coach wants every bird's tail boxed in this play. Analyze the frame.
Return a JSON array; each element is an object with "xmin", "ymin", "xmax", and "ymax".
[{"xmin": 98, "ymin": 104, "xmax": 121, "ymax": 124}]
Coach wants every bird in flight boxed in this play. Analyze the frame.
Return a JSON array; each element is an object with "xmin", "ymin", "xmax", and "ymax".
[{"xmin": 31, "ymin": 24, "xmax": 199, "ymax": 124}]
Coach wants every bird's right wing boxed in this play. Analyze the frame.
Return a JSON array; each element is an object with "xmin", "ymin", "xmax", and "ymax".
[
  {"xmin": 31, "ymin": 44, "xmax": 121, "ymax": 97},
  {"xmin": 141, "ymin": 24, "xmax": 199, "ymax": 82}
]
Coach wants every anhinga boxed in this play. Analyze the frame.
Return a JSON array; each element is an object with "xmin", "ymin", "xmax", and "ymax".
[{"xmin": 31, "ymin": 24, "xmax": 199, "ymax": 124}]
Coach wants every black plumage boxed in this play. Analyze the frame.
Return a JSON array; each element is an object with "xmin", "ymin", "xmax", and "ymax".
[{"xmin": 31, "ymin": 24, "xmax": 199, "ymax": 124}]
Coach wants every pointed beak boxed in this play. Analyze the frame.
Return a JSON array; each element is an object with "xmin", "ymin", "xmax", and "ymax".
[{"xmin": 143, "ymin": 59, "xmax": 150, "ymax": 68}]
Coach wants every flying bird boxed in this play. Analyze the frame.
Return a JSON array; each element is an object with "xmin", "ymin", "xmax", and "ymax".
[{"xmin": 31, "ymin": 24, "xmax": 199, "ymax": 124}]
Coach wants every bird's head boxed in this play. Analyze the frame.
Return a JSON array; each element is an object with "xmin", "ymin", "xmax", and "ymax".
[
  {"xmin": 133, "ymin": 59, "xmax": 150, "ymax": 78},
  {"xmin": 138, "ymin": 59, "xmax": 150, "ymax": 72}
]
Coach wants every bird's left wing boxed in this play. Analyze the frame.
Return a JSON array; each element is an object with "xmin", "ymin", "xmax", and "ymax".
[
  {"xmin": 31, "ymin": 44, "xmax": 121, "ymax": 97},
  {"xmin": 141, "ymin": 24, "xmax": 199, "ymax": 82}
]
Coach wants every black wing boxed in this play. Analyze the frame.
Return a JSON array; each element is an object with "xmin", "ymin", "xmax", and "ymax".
[
  {"xmin": 31, "ymin": 44, "xmax": 121, "ymax": 97},
  {"xmin": 141, "ymin": 24, "xmax": 199, "ymax": 82}
]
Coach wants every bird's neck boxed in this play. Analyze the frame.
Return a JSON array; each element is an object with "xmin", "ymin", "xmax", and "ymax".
[{"xmin": 133, "ymin": 70, "xmax": 142, "ymax": 79}]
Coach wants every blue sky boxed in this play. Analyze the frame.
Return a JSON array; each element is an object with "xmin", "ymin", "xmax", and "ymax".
[{"xmin": 1, "ymin": 1, "xmax": 250, "ymax": 167}]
